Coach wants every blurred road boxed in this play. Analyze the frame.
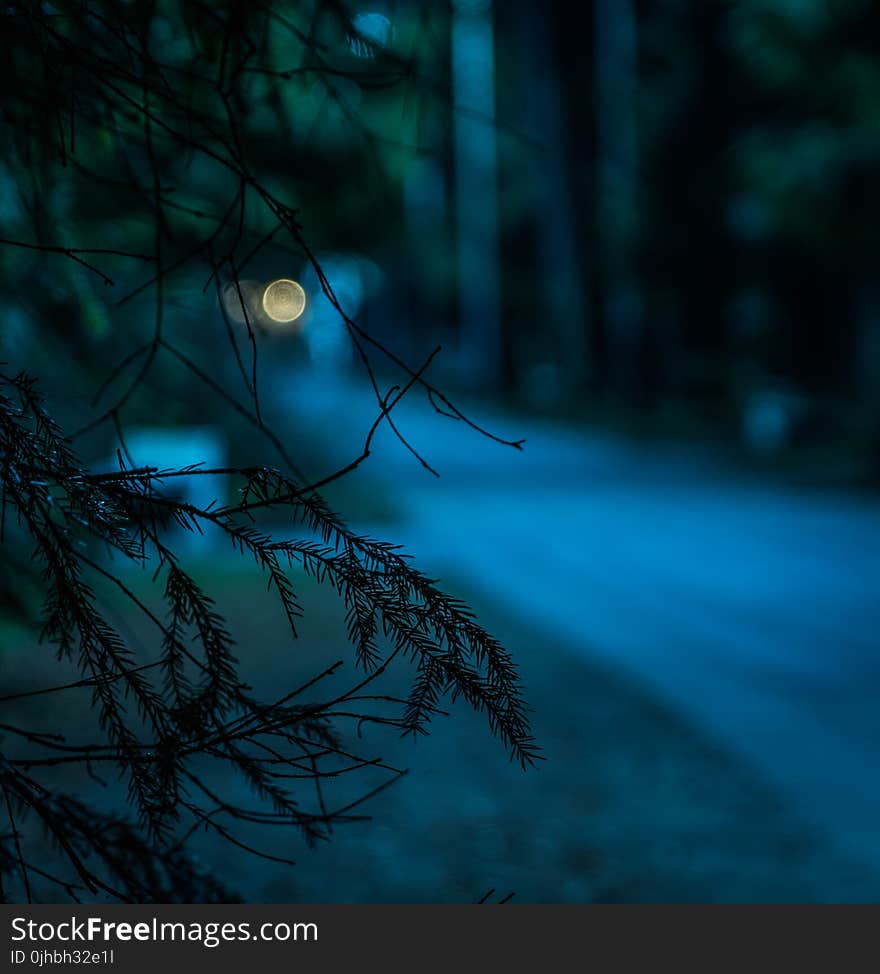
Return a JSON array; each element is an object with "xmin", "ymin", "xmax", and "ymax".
[{"xmin": 282, "ymin": 370, "xmax": 880, "ymax": 872}]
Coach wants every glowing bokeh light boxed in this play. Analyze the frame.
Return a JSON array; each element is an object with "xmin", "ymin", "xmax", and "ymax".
[{"xmin": 262, "ymin": 279, "xmax": 306, "ymax": 324}]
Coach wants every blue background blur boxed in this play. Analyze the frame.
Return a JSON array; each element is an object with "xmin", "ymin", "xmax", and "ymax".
[{"xmin": 3, "ymin": 0, "xmax": 880, "ymax": 901}]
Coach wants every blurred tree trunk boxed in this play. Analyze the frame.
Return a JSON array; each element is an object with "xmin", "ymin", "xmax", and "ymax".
[
  {"xmin": 452, "ymin": 0, "xmax": 502, "ymax": 386},
  {"xmin": 521, "ymin": 1, "xmax": 590, "ymax": 394},
  {"xmin": 593, "ymin": 0, "xmax": 643, "ymax": 403}
]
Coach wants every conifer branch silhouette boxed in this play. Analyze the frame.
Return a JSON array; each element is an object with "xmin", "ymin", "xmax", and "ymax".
[{"xmin": 0, "ymin": 0, "xmax": 536, "ymax": 903}]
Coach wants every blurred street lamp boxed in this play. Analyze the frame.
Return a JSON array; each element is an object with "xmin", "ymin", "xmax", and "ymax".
[
  {"xmin": 220, "ymin": 277, "xmax": 307, "ymax": 329},
  {"xmin": 262, "ymin": 278, "xmax": 307, "ymax": 324}
]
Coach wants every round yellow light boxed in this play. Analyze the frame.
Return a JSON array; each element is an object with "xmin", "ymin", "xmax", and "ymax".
[{"xmin": 262, "ymin": 278, "xmax": 306, "ymax": 324}]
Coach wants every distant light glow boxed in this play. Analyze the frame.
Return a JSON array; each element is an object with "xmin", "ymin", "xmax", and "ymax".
[
  {"xmin": 220, "ymin": 279, "xmax": 260, "ymax": 325},
  {"xmin": 262, "ymin": 279, "xmax": 306, "ymax": 323}
]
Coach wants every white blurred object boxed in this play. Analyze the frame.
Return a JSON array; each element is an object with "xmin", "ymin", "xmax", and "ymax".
[
  {"xmin": 116, "ymin": 427, "xmax": 227, "ymax": 552},
  {"xmin": 348, "ymin": 12, "xmax": 394, "ymax": 58}
]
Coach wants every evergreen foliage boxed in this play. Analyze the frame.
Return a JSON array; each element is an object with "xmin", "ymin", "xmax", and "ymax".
[{"xmin": 0, "ymin": 1, "xmax": 536, "ymax": 902}]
